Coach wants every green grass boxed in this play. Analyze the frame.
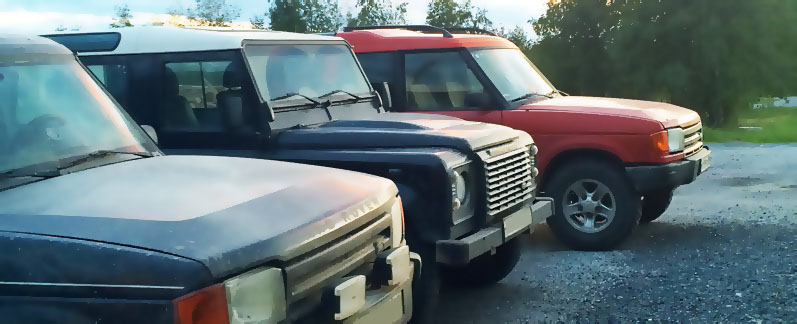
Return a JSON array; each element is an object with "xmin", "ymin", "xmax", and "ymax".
[{"xmin": 703, "ymin": 108, "xmax": 797, "ymax": 143}]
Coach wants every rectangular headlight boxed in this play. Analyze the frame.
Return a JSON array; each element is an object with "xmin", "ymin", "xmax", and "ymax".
[
  {"xmin": 667, "ymin": 128, "xmax": 685, "ymax": 152},
  {"xmin": 224, "ymin": 267, "xmax": 286, "ymax": 324}
]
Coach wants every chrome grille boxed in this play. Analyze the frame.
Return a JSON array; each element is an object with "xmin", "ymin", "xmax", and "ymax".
[
  {"xmin": 683, "ymin": 122, "xmax": 704, "ymax": 156},
  {"xmin": 483, "ymin": 147, "xmax": 535, "ymax": 217},
  {"xmin": 284, "ymin": 213, "xmax": 392, "ymax": 304}
]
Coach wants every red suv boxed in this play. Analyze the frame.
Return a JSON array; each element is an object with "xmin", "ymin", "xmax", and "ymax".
[{"xmin": 337, "ymin": 25, "xmax": 712, "ymax": 250}]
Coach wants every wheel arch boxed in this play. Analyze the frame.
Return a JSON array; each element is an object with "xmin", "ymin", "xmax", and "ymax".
[{"xmin": 539, "ymin": 148, "xmax": 625, "ymax": 192}]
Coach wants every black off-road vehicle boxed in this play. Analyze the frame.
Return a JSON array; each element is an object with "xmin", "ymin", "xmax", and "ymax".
[{"xmin": 46, "ymin": 27, "xmax": 553, "ymax": 321}]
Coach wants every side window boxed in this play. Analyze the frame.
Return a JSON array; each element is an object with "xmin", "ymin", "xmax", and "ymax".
[
  {"xmin": 86, "ymin": 64, "xmax": 129, "ymax": 108},
  {"xmin": 162, "ymin": 61, "xmax": 232, "ymax": 131},
  {"xmin": 357, "ymin": 52, "xmax": 394, "ymax": 83},
  {"xmin": 404, "ymin": 51, "xmax": 490, "ymax": 111}
]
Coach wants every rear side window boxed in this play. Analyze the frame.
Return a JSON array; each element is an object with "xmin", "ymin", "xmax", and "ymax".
[
  {"xmin": 162, "ymin": 61, "xmax": 231, "ymax": 130},
  {"xmin": 404, "ymin": 51, "xmax": 487, "ymax": 111}
]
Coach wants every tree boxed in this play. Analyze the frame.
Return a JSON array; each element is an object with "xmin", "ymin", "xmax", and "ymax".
[
  {"xmin": 250, "ymin": 15, "xmax": 266, "ymax": 29},
  {"xmin": 347, "ymin": 0, "xmax": 408, "ymax": 27},
  {"xmin": 265, "ymin": 0, "xmax": 344, "ymax": 33},
  {"xmin": 530, "ymin": 0, "xmax": 797, "ymax": 126},
  {"xmin": 496, "ymin": 25, "xmax": 533, "ymax": 54},
  {"xmin": 168, "ymin": 0, "xmax": 240, "ymax": 27},
  {"xmin": 110, "ymin": 4, "xmax": 134, "ymax": 28},
  {"xmin": 426, "ymin": 0, "xmax": 492, "ymax": 29}
]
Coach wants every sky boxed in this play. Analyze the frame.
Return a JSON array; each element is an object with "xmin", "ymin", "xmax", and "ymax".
[{"xmin": 0, "ymin": 0, "xmax": 549, "ymax": 36}]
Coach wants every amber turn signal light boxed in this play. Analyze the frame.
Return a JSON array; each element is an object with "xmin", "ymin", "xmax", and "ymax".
[
  {"xmin": 174, "ymin": 283, "xmax": 229, "ymax": 324},
  {"xmin": 651, "ymin": 131, "xmax": 669, "ymax": 153}
]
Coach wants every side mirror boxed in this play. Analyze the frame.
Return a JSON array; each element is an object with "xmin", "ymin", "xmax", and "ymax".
[
  {"xmin": 371, "ymin": 82, "xmax": 393, "ymax": 111},
  {"xmin": 464, "ymin": 92, "xmax": 494, "ymax": 108},
  {"xmin": 141, "ymin": 125, "xmax": 158, "ymax": 144}
]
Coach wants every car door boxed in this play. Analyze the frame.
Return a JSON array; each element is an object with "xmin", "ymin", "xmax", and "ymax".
[{"xmin": 392, "ymin": 49, "xmax": 505, "ymax": 125}]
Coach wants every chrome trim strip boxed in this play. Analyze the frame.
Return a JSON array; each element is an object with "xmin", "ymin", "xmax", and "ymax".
[{"xmin": 0, "ymin": 281, "xmax": 184, "ymax": 290}]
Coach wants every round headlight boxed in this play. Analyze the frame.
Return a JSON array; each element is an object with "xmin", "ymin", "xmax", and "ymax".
[{"xmin": 453, "ymin": 171, "xmax": 468, "ymax": 202}]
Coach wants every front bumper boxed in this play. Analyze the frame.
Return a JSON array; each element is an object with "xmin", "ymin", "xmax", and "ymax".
[
  {"xmin": 435, "ymin": 198, "xmax": 553, "ymax": 266},
  {"xmin": 306, "ymin": 246, "xmax": 417, "ymax": 324},
  {"xmin": 625, "ymin": 146, "xmax": 712, "ymax": 193}
]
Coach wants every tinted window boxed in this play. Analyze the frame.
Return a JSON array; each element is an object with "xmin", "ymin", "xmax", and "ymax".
[
  {"xmin": 357, "ymin": 52, "xmax": 395, "ymax": 83},
  {"xmin": 162, "ymin": 61, "xmax": 232, "ymax": 131},
  {"xmin": 404, "ymin": 51, "xmax": 489, "ymax": 111},
  {"xmin": 86, "ymin": 63, "xmax": 129, "ymax": 108}
]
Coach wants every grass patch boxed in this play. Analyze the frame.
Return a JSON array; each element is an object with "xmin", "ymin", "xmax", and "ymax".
[{"xmin": 703, "ymin": 108, "xmax": 797, "ymax": 143}]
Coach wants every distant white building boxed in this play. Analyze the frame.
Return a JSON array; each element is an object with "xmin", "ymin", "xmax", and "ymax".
[{"xmin": 753, "ymin": 96, "xmax": 797, "ymax": 109}]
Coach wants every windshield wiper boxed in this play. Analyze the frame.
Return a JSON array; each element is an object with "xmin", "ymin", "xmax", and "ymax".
[
  {"xmin": 271, "ymin": 92, "xmax": 320, "ymax": 105},
  {"xmin": 548, "ymin": 89, "xmax": 569, "ymax": 97},
  {"xmin": 510, "ymin": 92, "xmax": 554, "ymax": 103},
  {"xmin": 0, "ymin": 167, "xmax": 61, "ymax": 180},
  {"xmin": 57, "ymin": 150, "xmax": 153, "ymax": 172},
  {"xmin": 319, "ymin": 89, "xmax": 362, "ymax": 101},
  {"xmin": 0, "ymin": 150, "xmax": 152, "ymax": 182}
]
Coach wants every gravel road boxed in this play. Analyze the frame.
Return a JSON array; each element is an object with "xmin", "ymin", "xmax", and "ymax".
[{"xmin": 435, "ymin": 143, "xmax": 797, "ymax": 323}]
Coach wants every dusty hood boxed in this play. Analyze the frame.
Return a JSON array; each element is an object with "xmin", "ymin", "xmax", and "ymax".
[
  {"xmin": 524, "ymin": 96, "xmax": 701, "ymax": 128},
  {"xmin": 277, "ymin": 112, "xmax": 533, "ymax": 152},
  {"xmin": 0, "ymin": 155, "xmax": 397, "ymax": 278}
]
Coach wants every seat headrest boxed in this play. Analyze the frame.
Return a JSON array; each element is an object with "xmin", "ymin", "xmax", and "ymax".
[
  {"xmin": 163, "ymin": 67, "xmax": 180, "ymax": 96},
  {"xmin": 223, "ymin": 63, "xmax": 243, "ymax": 89}
]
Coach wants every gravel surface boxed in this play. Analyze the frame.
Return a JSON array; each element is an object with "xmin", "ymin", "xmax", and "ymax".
[{"xmin": 435, "ymin": 143, "xmax": 797, "ymax": 323}]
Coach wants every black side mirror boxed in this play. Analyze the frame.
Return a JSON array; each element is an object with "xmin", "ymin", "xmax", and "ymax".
[
  {"xmin": 464, "ymin": 92, "xmax": 494, "ymax": 108},
  {"xmin": 221, "ymin": 95, "xmax": 245, "ymax": 131},
  {"xmin": 371, "ymin": 82, "xmax": 393, "ymax": 111}
]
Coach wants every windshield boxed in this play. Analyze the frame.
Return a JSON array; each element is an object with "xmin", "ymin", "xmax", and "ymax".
[
  {"xmin": 243, "ymin": 43, "xmax": 371, "ymax": 103},
  {"xmin": 470, "ymin": 48, "xmax": 556, "ymax": 102},
  {"xmin": 0, "ymin": 54, "xmax": 154, "ymax": 174}
]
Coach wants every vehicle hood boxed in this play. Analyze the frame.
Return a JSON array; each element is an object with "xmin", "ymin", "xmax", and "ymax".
[
  {"xmin": 276, "ymin": 112, "xmax": 533, "ymax": 152},
  {"xmin": 0, "ymin": 155, "xmax": 397, "ymax": 278},
  {"xmin": 524, "ymin": 96, "xmax": 701, "ymax": 128}
]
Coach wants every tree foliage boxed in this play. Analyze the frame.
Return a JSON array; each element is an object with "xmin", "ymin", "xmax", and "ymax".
[
  {"xmin": 169, "ymin": 0, "xmax": 240, "ymax": 27},
  {"xmin": 347, "ymin": 0, "xmax": 408, "ymax": 27},
  {"xmin": 426, "ymin": 0, "xmax": 492, "ymax": 29},
  {"xmin": 531, "ymin": 0, "xmax": 797, "ymax": 126},
  {"xmin": 110, "ymin": 4, "xmax": 134, "ymax": 28},
  {"xmin": 266, "ymin": 0, "xmax": 344, "ymax": 33}
]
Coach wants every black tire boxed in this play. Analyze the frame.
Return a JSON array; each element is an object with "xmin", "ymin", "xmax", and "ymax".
[
  {"xmin": 544, "ymin": 158, "xmax": 642, "ymax": 251},
  {"xmin": 408, "ymin": 244, "xmax": 440, "ymax": 324},
  {"xmin": 640, "ymin": 189, "xmax": 674, "ymax": 223},
  {"xmin": 443, "ymin": 237, "xmax": 522, "ymax": 287}
]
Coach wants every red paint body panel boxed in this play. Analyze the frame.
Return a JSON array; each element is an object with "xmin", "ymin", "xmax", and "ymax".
[
  {"xmin": 341, "ymin": 29, "xmax": 515, "ymax": 53},
  {"xmin": 339, "ymin": 29, "xmax": 702, "ymax": 182}
]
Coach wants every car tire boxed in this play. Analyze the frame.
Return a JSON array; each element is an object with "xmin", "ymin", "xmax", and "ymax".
[
  {"xmin": 443, "ymin": 236, "xmax": 522, "ymax": 286},
  {"xmin": 409, "ymin": 244, "xmax": 440, "ymax": 324},
  {"xmin": 545, "ymin": 158, "xmax": 641, "ymax": 251},
  {"xmin": 640, "ymin": 189, "xmax": 674, "ymax": 223}
]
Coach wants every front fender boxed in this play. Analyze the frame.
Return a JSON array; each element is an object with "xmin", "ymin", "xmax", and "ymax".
[{"xmin": 265, "ymin": 148, "xmax": 470, "ymax": 245}]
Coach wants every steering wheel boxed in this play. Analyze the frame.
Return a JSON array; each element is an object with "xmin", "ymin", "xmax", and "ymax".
[{"xmin": 7, "ymin": 114, "xmax": 69, "ymax": 155}]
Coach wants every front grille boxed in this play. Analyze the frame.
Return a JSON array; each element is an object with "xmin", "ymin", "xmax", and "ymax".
[
  {"xmin": 683, "ymin": 122, "xmax": 704, "ymax": 156},
  {"xmin": 482, "ymin": 147, "xmax": 536, "ymax": 217},
  {"xmin": 283, "ymin": 212, "xmax": 393, "ymax": 320}
]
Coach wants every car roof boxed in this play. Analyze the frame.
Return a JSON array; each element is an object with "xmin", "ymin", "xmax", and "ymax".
[
  {"xmin": 335, "ymin": 28, "xmax": 517, "ymax": 53},
  {"xmin": 44, "ymin": 26, "xmax": 346, "ymax": 56},
  {"xmin": 0, "ymin": 34, "xmax": 74, "ymax": 56}
]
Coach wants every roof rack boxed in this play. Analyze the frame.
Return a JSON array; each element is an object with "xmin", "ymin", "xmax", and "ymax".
[
  {"xmin": 342, "ymin": 25, "xmax": 454, "ymax": 38},
  {"xmin": 445, "ymin": 27, "xmax": 497, "ymax": 36}
]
